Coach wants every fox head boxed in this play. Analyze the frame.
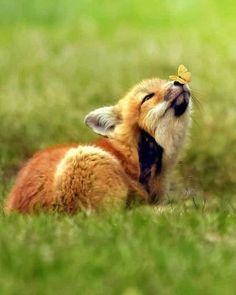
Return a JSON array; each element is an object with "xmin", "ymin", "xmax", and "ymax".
[{"xmin": 85, "ymin": 79, "xmax": 191, "ymax": 162}]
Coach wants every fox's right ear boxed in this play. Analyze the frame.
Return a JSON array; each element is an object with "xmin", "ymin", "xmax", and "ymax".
[{"xmin": 84, "ymin": 106, "xmax": 121, "ymax": 137}]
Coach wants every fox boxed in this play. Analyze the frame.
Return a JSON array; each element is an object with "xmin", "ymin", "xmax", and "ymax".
[{"xmin": 4, "ymin": 78, "xmax": 191, "ymax": 214}]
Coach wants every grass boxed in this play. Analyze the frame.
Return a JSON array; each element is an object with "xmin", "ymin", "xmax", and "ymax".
[
  {"xmin": 0, "ymin": 0, "xmax": 236, "ymax": 294},
  {"xmin": 1, "ymin": 208, "xmax": 236, "ymax": 295}
]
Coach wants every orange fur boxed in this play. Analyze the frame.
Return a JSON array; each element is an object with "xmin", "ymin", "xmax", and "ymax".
[
  {"xmin": 5, "ymin": 78, "xmax": 191, "ymax": 214},
  {"xmin": 5, "ymin": 145, "xmax": 77, "ymax": 213}
]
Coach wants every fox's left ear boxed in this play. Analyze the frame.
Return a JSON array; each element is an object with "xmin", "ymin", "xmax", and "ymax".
[{"xmin": 84, "ymin": 106, "xmax": 121, "ymax": 137}]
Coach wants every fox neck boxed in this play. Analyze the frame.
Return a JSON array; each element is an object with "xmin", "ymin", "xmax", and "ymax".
[
  {"xmin": 154, "ymin": 110, "xmax": 191, "ymax": 167},
  {"xmin": 99, "ymin": 126, "xmax": 166, "ymax": 198},
  {"xmin": 107, "ymin": 127, "xmax": 166, "ymax": 203},
  {"xmin": 109, "ymin": 124, "xmax": 140, "ymax": 179}
]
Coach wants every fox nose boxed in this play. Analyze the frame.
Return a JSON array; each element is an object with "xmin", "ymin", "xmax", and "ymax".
[
  {"xmin": 173, "ymin": 81, "xmax": 190, "ymax": 93},
  {"xmin": 164, "ymin": 81, "xmax": 190, "ymax": 101},
  {"xmin": 173, "ymin": 81, "xmax": 183, "ymax": 87}
]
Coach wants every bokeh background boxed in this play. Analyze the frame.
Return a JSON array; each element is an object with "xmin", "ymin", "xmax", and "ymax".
[{"xmin": 0, "ymin": 0, "xmax": 236, "ymax": 294}]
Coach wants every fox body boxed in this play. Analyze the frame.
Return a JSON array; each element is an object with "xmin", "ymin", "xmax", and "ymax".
[{"xmin": 5, "ymin": 79, "xmax": 191, "ymax": 214}]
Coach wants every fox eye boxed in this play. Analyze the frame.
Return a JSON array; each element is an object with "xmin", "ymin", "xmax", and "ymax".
[{"xmin": 141, "ymin": 93, "xmax": 155, "ymax": 105}]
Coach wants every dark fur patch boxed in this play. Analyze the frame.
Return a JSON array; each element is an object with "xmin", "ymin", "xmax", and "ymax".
[
  {"xmin": 138, "ymin": 129, "xmax": 163, "ymax": 193},
  {"xmin": 170, "ymin": 93, "xmax": 189, "ymax": 117}
]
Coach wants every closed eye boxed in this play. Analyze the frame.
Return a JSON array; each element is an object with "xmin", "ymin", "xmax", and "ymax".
[{"xmin": 141, "ymin": 93, "xmax": 155, "ymax": 105}]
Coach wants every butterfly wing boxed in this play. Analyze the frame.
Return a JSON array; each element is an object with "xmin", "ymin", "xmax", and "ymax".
[
  {"xmin": 178, "ymin": 64, "xmax": 188, "ymax": 76},
  {"xmin": 169, "ymin": 75, "xmax": 178, "ymax": 81},
  {"xmin": 169, "ymin": 75, "xmax": 187, "ymax": 84},
  {"xmin": 177, "ymin": 77, "xmax": 188, "ymax": 84},
  {"xmin": 169, "ymin": 64, "xmax": 191, "ymax": 84},
  {"xmin": 178, "ymin": 64, "xmax": 191, "ymax": 83},
  {"xmin": 181, "ymin": 71, "xmax": 191, "ymax": 83}
]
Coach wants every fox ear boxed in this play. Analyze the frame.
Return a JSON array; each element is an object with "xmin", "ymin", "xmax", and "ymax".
[{"xmin": 84, "ymin": 106, "xmax": 121, "ymax": 137}]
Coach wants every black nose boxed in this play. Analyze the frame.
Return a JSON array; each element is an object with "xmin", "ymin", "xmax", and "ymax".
[{"xmin": 174, "ymin": 81, "xmax": 183, "ymax": 87}]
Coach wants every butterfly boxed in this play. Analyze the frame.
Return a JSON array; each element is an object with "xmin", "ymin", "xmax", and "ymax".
[{"xmin": 169, "ymin": 64, "xmax": 191, "ymax": 85}]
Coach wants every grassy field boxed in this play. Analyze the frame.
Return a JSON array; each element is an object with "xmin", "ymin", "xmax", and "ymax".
[{"xmin": 0, "ymin": 0, "xmax": 236, "ymax": 294}]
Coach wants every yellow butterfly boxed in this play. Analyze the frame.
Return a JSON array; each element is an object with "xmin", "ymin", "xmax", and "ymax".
[{"xmin": 169, "ymin": 64, "xmax": 191, "ymax": 84}]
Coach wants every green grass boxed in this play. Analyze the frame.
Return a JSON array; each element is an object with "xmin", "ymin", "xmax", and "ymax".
[
  {"xmin": 1, "ymin": 208, "xmax": 236, "ymax": 295},
  {"xmin": 0, "ymin": 0, "xmax": 236, "ymax": 294}
]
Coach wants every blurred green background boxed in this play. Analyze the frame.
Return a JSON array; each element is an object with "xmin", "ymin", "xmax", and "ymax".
[{"xmin": 0, "ymin": 0, "xmax": 236, "ymax": 294}]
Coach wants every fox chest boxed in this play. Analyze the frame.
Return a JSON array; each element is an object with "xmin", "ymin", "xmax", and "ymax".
[{"xmin": 138, "ymin": 130, "xmax": 163, "ymax": 201}]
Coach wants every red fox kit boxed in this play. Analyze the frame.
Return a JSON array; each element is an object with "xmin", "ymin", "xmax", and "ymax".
[{"xmin": 5, "ymin": 78, "xmax": 191, "ymax": 214}]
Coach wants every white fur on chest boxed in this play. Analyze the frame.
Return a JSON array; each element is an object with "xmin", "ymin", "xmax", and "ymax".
[{"xmin": 156, "ymin": 112, "xmax": 190, "ymax": 166}]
